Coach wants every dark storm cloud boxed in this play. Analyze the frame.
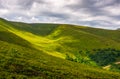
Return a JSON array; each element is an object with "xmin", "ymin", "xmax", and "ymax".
[{"xmin": 0, "ymin": 0, "xmax": 120, "ymax": 29}]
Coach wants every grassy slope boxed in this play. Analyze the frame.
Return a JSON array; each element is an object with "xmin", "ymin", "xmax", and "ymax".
[
  {"xmin": 48, "ymin": 25, "xmax": 120, "ymax": 50},
  {"xmin": 5, "ymin": 21, "xmax": 120, "ymax": 58},
  {"xmin": 79, "ymin": 27, "xmax": 120, "ymax": 42},
  {"xmin": 47, "ymin": 25, "xmax": 120, "ymax": 67},
  {"xmin": 0, "ymin": 18, "xmax": 120, "ymax": 78},
  {"xmin": 9, "ymin": 21, "xmax": 59, "ymax": 36},
  {"xmin": 1, "ymin": 18, "xmax": 120, "ymax": 61},
  {"xmin": 1, "ymin": 18, "xmax": 120, "ymax": 60},
  {"xmin": 1, "ymin": 41, "xmax": 120, "ymax": 79}
]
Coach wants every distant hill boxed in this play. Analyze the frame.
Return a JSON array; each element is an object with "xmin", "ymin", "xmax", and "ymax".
[
  {"xmin": 117, "ymin": 28, "xmax": 120, "ymax": 30},
  {"xmin": 0, "ymin": 18, "xmax": 120, "ymax": 78}
]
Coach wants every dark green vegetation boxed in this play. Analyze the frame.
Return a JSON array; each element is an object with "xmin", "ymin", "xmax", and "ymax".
[
  {"xmin": 0, "ymin": 18, "xmax": 120, "ymax": 79},
  {"xmin": 90, "ymin": 48, "xmax": 120, "ymax": 66}
]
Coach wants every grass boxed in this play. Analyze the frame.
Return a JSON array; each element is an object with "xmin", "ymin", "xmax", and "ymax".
[
  {"xmin": 0, "ymin": 18, "xmax": 120, "ymax": 78},
  {"xmin": 0, "ymin": 41, "xmax": 120, "ymax": 79}
]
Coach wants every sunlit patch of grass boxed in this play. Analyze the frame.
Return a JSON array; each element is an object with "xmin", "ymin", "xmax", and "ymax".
[{"xmin": 4, "ymin": 27, "xmax": 67, "ymax": 59}]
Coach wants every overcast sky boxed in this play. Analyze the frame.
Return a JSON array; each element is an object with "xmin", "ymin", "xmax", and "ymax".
[{"xmin": 0, "ymin": 0, "xmax": 120, "ymax": 29}]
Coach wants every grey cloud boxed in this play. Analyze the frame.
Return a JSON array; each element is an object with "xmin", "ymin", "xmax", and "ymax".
[
  {"xmin": 40, "ymin": 11, "xmax": 70, "ymax": 20},
  {"xmin": 17, "ymin": 0, "xmax": 46, "ymax": 9},
  {"xmin": 65, "ymin": 0, "xmax": 103, "ymax": 16},
  {"xmin": 66, "ymin": 0, "xmax": 120, "ymax": 16},
  {"xmin": 0, "ymin": 0, "xmax": 120, "ymax": 29}
]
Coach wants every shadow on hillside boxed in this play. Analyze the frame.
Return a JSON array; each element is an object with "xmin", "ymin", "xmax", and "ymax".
[{"xmin": 0, "ymin": 31, "xmax": 31, "ymax": 48}]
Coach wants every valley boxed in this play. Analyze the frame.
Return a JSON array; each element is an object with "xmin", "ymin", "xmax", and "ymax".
[{"xmin": 0, "ymin": 18, "xmax": 120, "ymax": 79}]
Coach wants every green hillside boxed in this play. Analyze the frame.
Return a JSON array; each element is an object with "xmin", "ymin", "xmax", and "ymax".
[{"xmin": 0, "ymin": 18, "xmax": 120, "ymax": 78}]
